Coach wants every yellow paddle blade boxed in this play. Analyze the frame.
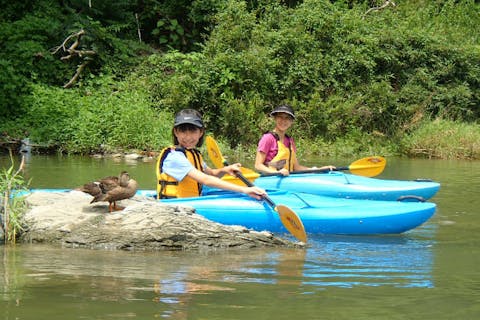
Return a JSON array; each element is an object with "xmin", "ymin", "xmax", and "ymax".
[
  {"xmin": 348, "ymin": 156, "xmax": 386, "ymax": 177},
  {"xmin": 206, "ymin": 135, "xmax": 307, "ymax": 243},
  {"xmin": 275, "ymin": 204, "xmax": 307, "ymax": 243},
  {"xmin": 221, "ymin": 167, "xmax": 260, "ymax": 185},
  {"xmin": 205, "ymin": 135, "xmax": 226, "ymax": 168}
]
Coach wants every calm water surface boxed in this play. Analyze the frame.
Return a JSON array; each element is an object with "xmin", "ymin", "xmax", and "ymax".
[{"xmin": 1, "ymin": 154, "xmax": 479, "ymax": 319}]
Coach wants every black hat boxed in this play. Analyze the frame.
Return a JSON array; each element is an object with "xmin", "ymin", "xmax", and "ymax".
[
  {"xmin": 270, "ymin": 104, "xmax": 295, "ymax": 119},
  {"xmin": 174, "ymin": 109, "xmax": 204, "ymax": 128}
]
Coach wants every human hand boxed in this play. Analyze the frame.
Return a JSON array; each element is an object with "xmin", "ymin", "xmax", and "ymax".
[
  {"xmin": 316, "ymin": 165, "xmax": 336, "ymax": 171},
  {"xmin": 244, "ymin": 186, "xmax": 266, "ymax": 200},
  {"xmin": 278, "ymin": 168, "xmax": 290, "ymax": 176},
  {"xmin": 224, "ymin": 163, "xmax": 242, "ymax": 176}
]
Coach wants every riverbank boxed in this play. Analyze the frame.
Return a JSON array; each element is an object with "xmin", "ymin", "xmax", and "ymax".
[
  {"xmin": 3, "ymin": 119, "xmax": 479, "ymax": 161},
  {"xmin": 14, "ymin": 191, "xmax": 300, "ymax": 251}
]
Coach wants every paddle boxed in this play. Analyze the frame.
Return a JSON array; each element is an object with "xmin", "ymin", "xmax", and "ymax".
[
  {"xmin": 260, "ymin": 156, "xmax": 386, "ymax": 178},
  {"xmin": 205, "ymin": 136, "xmax": 385, "ymax": 177},
  {"xmin": 205, "ymin": 136, "xmax": 307, "ymax": 243}
]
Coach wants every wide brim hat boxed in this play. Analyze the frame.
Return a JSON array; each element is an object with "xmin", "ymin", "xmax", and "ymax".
[{"xmin": 270, "ymin": 104, "xmax": 296, "ymax": 119}]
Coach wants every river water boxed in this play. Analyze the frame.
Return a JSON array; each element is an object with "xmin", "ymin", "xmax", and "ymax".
[{"xmin": 1, "ymin": 154, "xmax": 479, "ymax": 319}]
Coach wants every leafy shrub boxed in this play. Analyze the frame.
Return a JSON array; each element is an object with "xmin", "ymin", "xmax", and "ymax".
[{"xmin": 1, "ymin": 76, "xmax": 173, "ymax": 154}]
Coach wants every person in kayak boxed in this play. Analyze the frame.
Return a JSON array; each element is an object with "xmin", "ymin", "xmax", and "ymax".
[
  {"xmin": 157, "ymin": 108, "xmax": 266, "ymax": 199},
  {"xmin": 255, "ymin": 104, "xmax": 335, "ymax": 176}
]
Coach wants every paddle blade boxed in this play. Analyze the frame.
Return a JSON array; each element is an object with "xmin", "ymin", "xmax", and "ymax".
[
  {"xmin": 348, "ymin": 156, "xmax": 386, "ymax": 177},
  {"xmin": 275, "ymin": 204, "xmax": 307, "ymax": 243},
  {"xmin": 205, "ymin": 136, "xmax": 226, "ymax": 168},
  {"xmin": 221, "ymin": 167, "xmax": 260, "ymax": 185}
]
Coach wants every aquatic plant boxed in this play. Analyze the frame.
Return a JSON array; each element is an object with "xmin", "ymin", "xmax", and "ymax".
[{"xmin": 0, "ymin": 151, "xmax": 28, "ymax": 244}]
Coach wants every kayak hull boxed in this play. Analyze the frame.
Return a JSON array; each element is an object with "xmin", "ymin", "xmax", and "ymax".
[
  {"xmin": 23, "ymin": 189, "xmax": 436, "ymax": 235},
  {"xmin": 252, "ymin": 172, "xmax": 440, "ymax": 201},
  {"xmin": 157, "ymin": 189, "xmax": 436, "ymax": 235}
]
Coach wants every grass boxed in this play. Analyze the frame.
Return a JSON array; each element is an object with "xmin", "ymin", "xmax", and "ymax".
[
  {"xmin": 401, "ymin": 119, "xmax": 480, "ymax": 160},
  {"xmin": 1, "ymin": 151, "xmax": 29, "ymax": 244}
]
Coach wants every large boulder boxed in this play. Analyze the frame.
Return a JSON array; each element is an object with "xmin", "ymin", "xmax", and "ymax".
[{"xmin": 19, "ymin": 191, "xmax": 300, "ymax": 251}]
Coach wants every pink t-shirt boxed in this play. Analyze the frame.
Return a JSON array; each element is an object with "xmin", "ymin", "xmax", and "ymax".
[{"xmin": 257, "ymin": 133, "xmax": 297, "ymax": 164}]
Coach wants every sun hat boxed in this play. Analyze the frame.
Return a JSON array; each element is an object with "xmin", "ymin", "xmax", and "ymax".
[
  {"xmin": 270, "ymin": 104, "xmax": 296, "ymax": 119},
  {"xmin": 173, "ymin": 109, "xmax": 204, "ymax": 128}
]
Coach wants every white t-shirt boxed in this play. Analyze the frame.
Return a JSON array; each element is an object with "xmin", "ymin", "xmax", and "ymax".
[{"xmin": 162, "ymin": 149, "xmax": 205, "ymax": 181}]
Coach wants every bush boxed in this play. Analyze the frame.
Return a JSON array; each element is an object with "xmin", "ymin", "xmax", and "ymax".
[{"xmin": 1, "ymin": 76, "xmax": 173, "ymax": 154}]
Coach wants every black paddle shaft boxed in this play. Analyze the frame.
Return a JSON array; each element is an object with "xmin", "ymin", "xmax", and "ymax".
[
  {"xmin": 235, "ymin": 171, "xmax": 276, "ymax": 208},
  {"xmin": 260, "ymin": 167, "xmax": 348, "ymax": 177}
]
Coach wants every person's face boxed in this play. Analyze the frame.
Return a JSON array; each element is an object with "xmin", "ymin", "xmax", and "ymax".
[
  {"xmin": 274, "ymin": 113, "xmax": 294, "ymax": 131},
  {"xmin": 174, "ymin": 124, "xmax": 204, "ymax": 149}
]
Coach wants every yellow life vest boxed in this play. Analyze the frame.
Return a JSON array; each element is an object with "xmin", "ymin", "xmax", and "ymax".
[
  {"xmin": 267, "ymin": 132, "xmax": 297, "ymax": 172},
  {"xmin": 156, "ymin": 147, "xmax": 204, "ymax": 199}
]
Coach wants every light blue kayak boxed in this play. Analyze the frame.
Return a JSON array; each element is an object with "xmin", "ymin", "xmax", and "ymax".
[
  {"xmin": 159, "ymin": 189, "xmax": 436, "ymax": 235},
  {"xmin": 252, "ymin": 172, "xmax": 440, "ymax": 201},
  {"xmin": 20, "ymin": 188, "xmax": 436, "ymax": 235}
]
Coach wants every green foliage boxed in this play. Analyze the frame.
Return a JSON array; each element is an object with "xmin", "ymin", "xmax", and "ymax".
[
  {"xmin": 401, "ymin": 119, "xmax": 480, "ymax": 159},
  {"xmin": 0, "ymin": 76, "xmax": 173, "ymax": 154},
  {"xmin": 0, "ymin": 152, "xmax": 29, "ymax": 243},
  {"xmin": 0, "ymin": 2, "xmax": 68, "ymax": 118},
  {"xmin": 0, "ymin": 0, "xmax": 152, "ymax": 118},
  {"xmin": 1, "ymin": 0, "xmax": 479, "ymax": 159}
]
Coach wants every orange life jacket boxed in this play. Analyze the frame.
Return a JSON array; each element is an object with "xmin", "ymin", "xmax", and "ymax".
[
  {"xmin": 156, "ymin": 147, "xmax": 204, "ymax": 199},
  {"xmin": 267, "ymin": 132, "xmax": 297, "ymax": 172}
]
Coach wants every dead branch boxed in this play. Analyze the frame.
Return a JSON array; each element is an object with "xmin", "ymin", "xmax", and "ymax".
[
  {"xmin": 63, "ymin": 60, "xmax": 92, "ymax": 89},
  {"xmin": 51, "ymin": 30, "xmax": 86, "ymax": 55},
  {"xmin": 135, "ymin": 13, "xmax": 142, "ymax": 42},
  {"xmin": 363, "ymin": 0, "xmax": 396, "ymax": 18},
  {"xmin": 51, "ymin": 30, "xmax": 97, "ymax": 88}
]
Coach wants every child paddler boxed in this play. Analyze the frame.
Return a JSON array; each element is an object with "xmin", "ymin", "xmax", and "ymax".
[
  {"xmin": 157, "ymin": 109, "xmax": 266, "ymax": 199},
  {"xmin": 254, "ymin": 104, "xmax": 336, "ymax": 176}
]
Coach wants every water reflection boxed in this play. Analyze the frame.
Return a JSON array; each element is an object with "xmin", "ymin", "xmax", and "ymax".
[
  {"xmin": 2, "ymin": 233, "xmax": 435, "ymax": 291},
  {"xmin": 214, "ymin": 233, "xmax": 435, "ymax": 290},
  {"xmin": 2, "ymin": 231, "xmax": 435, "ymax": 318},
  {"xmin": 0, "ymin": 154, "xmax": 157, "ymax": 190},
  {"xmin": 303, "ymin": 234, "xmax": 435, "ymax": 288}
]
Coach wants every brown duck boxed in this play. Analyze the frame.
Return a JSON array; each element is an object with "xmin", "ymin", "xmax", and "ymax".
[{"xmin": 77, "ymin": 171, "xmax": 138, "ymax": 212}]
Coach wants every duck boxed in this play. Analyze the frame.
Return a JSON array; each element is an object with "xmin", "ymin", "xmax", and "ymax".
[{"xmin": 77, "ymin": 171, "xmax": 138, "ymax": 212}]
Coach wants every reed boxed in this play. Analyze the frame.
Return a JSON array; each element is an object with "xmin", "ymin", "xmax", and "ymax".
[{"xmin": 1, "ymin": 151, "xmax": 28, "ymax": 244}]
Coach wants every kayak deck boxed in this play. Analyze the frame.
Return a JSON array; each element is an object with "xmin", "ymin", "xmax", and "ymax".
[{"xmin": 254, "ymin": 171, "xmax": 440, "ymax": 201}]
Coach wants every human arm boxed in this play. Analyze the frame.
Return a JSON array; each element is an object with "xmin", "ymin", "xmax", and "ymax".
[
  {"xmin": 187, "ymin": 168, "xmax": 266, "ymax": 200},
  {"xmin": 163, "ymin": 151, "xmax": 265, "ymax": 200},
  {"xmin": 292, "ymin": 158, "xmax": 335, "ymax": 172},
  {"xmin": 205, "ymin": 163, "xmax": 244, "ymax": 178},
  {"xmin": 255, "ymin": 150, "xmax": 289, "ymax": 176}
]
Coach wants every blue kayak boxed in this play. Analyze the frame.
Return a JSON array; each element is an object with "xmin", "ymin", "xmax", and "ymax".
[
  {"xmin": 247, "ymin": 172, "xmax": 440, "ymax": 201},
  {"xmin": 21, "ymin": 189, "xmax": 436, "ymax": 235},
  {"xmin": 146, "ymin": 189, "xmax": 436, "ymax": 235}
]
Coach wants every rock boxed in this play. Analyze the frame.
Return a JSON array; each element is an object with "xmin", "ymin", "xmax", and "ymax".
[
  {"xmin": 19, "ymin": 191, "xmax": 300, "ymax": 251},
  {"xmin": 124, "ymin": 153, "xmax": 143, "ymax": 160}
]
